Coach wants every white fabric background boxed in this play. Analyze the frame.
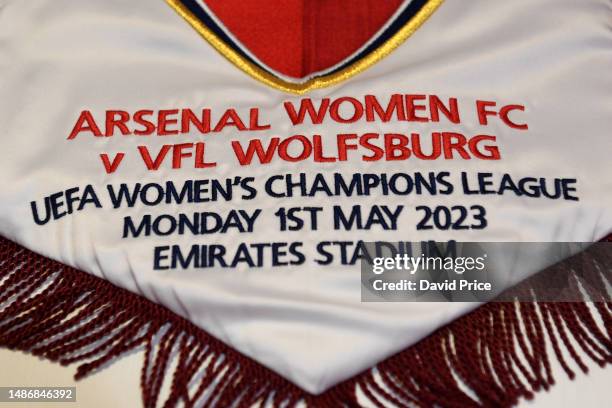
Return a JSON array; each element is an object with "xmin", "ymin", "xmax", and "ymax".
[{"xmin": 0, "ymin": 0, "xmax": 611, "ymax": 394}]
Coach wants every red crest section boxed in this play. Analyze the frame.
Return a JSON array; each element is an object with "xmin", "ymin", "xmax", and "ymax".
[{"xmin": 203, "ymin": 0, "xmax": 404, "ymax": 78}]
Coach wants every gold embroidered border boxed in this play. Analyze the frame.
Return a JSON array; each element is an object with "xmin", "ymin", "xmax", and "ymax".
[{"xmin": 166, "ymin": 0, "xmax": 444, "ymax": 95}]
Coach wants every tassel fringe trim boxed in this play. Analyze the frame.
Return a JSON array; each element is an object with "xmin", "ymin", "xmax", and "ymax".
[{"xmin": 0, "ymin": 236, "xmax": 610, "ymax": 407}]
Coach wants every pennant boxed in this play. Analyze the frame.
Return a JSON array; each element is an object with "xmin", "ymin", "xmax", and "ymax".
[{"xmin": 0, "ymin": 0, "xmax": 611, "ymax": 406}]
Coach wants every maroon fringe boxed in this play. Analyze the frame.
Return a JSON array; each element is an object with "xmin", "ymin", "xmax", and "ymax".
[{"xmin": 0, "ymin": 236, "xmax": 610, "ymax": 408}]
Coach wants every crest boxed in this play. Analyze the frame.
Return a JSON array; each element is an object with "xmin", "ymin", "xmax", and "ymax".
[{"xmin": 167, "ymin": 0, "xmax": 443, "ymax": 94}]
